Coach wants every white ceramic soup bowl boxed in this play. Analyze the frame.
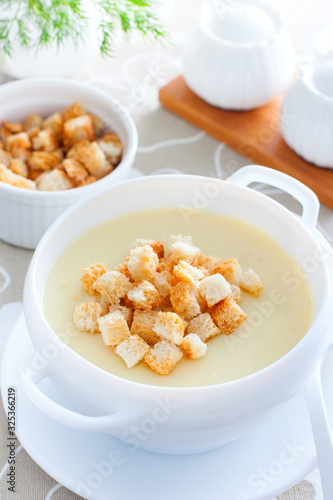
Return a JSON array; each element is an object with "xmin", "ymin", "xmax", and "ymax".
[
  {"xmin": 21, "ymin": 165, "xmax": 333, "ymax": 454},
  {"xmin": 0, "ymin": 78, "xmax": 137, "ymax": 249}
]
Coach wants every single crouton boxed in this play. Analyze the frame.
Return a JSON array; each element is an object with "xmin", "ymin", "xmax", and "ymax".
[
  {"xmin": 63, "ymin": 115, "xmax": 95, "ymax": 150},
  {"xmin": 6, "ymin": 132, "xmax": 31, "ymax": 160},
  {"xmin": 67, "ymin": 140, "xmax": 112, "ymax": 179},
  {"xmin": 239, "ymin": 269, "xmax": 264, "ymax": 297},
  {"xmin": 98, "ymin": 132, "xmax": 123, "ymax": 166},
  {"xmin": 230, "ymin": 284, "xmax": 242, "ymax": 303},
  {"xmin": 168, "ymin": 240, "xmax": 201, "ymax": 264},
  {"xmin": 0, "ymin": 149, "xmax": 12, "ymax": 167},
  {"xmin": 186, "ymin": 313, "xmax": 221, "ymax": 342},
  {"xmin": 98, "ymin": 311, "xmax": 130, "ymax": 347},
  {"xmin": 198, "ymin": 273, "xmax": 232, "ymax": 308},
  {"xmin": 173, "ymin": 260, "xmax": 204, "ymax": 288},
  {"xmin": 181, "ymin": 333, "xmax": 207, "ymax": 359},
  {"xmin": 210, "ymin": 297, "xmax": 248, "ymax": 334},
  {"xmin": 73, "ymin": 302, "xmax": 102, "ymax": 333},
  {"xmin": 214, "ymin": 257, "xmax": 243, "ymax": 285},
  {"xmin": 2, "ymin": 121, "xmax": 24, "ymax": 134},
  {"xmin": 130, "ymin": 310, "xmax": 160, "ymax": 345},
  {"xmin": 42, "ymin": 112, "xmax": 63, "ymax": 139},
  {"xmin": 145, "ymin": 339, "xmax": 183, "ymax": 375},
  {"xmin": 81, "ymin": 262, "xmax": 108, "ymax": 296},
  {"xmin": 93, "ymin": 270, "xmax": 132, "ymax": 305},
  {"xmin": 28, "ymin": 150, "xmax": 63, "ymax": 171},
  {"xmin": 108, "ymin": 305, "xmax": 134, "ymax": 328},
  {"xmin": 61, "ymin": 158, "xmax": 89, "ymax": 186},
  {"xmin": 127, "ymin": 244, "xmax": 159, "ymax": 282},
  {"xmin": 127, "ymin": 280, "xmax": 160, "ymax": 311},
  {"xmin": 37, "ymin": 168, "xmax": 73, "ymax": 191},
  {"xmin": 24, "ymin": 113, "xmax": 43, "ymax": 131},
  {"xmin": 130, "ymin": 238, "xmax": 165, "ymax": 259},
  {"xmin": 10, "ymin": 158, "xmax": 28, "ymax": 178},
  {"xmin": 169, "ymin": 281, "xmax": 201, "ymax": 320},
  {"xmin": 196, "ymin": 254, "xmax": 221, "ymax": 274},
  {"xmin": 0, "ymin": 164, "xmax": 36, "ymax": 190},
  {"xmin": 62, "ymin": 101, "xmax": 86, "ymax": 122},
  {"xmin": 115, "ymin": 334, "xmax": 150, "ymax": 369},
  {"xmin": 32, "ymin": 128, "xmax": 59, "ymax": 151},
  {"xmin": 152, "ymin": 311, "xmax": 185, "ymax": 345}
]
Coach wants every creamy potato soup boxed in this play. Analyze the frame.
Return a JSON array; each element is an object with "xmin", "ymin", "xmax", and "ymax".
[{"xmin": 43, "ymin": 208, "xmax": 313, "ymax": 387}]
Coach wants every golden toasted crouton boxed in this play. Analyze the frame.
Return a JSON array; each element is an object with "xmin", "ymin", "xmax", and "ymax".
[
  {"xmin": 10, "ymin": 158, "xmax": 28, "ymax": 178},
  {"xmin": 169, "ymin": 281, "xmax": 201, "ymax": 321},
  {"xmin": 168, "ymin": 240, "xmax": 201, "ymax": 264},
  {"xmin": 145, "ymin": 339, "xmax": 183, "ymax": 375},
  {"xmin": 6, "ymin": 132, "xmax": 31, "ymax": 160},
  {"xmin": 0, "ymin": 139, "xmax": 5, "ymax": 149},
  {"xmin": 157, "ymin": 257, "xmax": 174, "ymax": 275},
  {"xmin": 173, "ymin": 260, "xmax": 204, "ymax": 288},
  {"xmin": 27, "ymin": 127, "xmax": 41, "ymax": 142},
  {"xmin": 32, "ymin": 128, "xmax": 59, "ymax": 151},
  {"xmin": 98, "ymin": 132, "xmax": 123, "ymax": 166},
  {"xmin": 130, "ymin": 310, "xmax": 160, "ymax": 345},
  {"xmin": 2, "ymin": 121, "xmax": 24, "ymax": 134},
  {"xmin": 127, "ymin": 280, "xmax": 160, "ymax": 311},
  {"xmin": 196, "ymin": 254, "xmax": 221, "ymax": 274},
  {"xmin": 62, "ymin": 101, "xmax": 86, "ymax": 122},
  {"xmin": 152, "ymin": 311, "xmax": 185, "ymax": 345},
  {"xmin": 37, "ymin": 168, "xmax": 73, "ymax": 191},
  {"xmin": 0, "ymin": 163, "xmax": 36, "ymax": 190},
  {"xmin": 24, "ymin": 113, "xmax": 43, "ymax": 131},
  {"xmin": 214, "ymin": 257, "xmax": 243, "ymax": 285},
  {"xmin": 28, "ymin": 149, "xmax": 63, "ymax": 171},
  {"xmin": 210, "ymin": 297, "xmax": 247, "ymax": 334},
  {"xmin": 198, "ymin": 274, "xmax": 232, "ymax": 308},
  {"xmin": 76, "ymin": 175, "xmax": 96, "ymax": 187},
  {"xmin": 73, "ymin": 302, "xmax": 102, "ymax": 333},
  {"xmin": 81, "ymin": 262, "xmax": 107, "ymax": 296},
  {"xmin": 114, "ymin": 257, "xmax": 134, "ymax": 282},
  {"xmin": 186, "ymin": 313, "xmax": 221, "ymax": 342},
  {"xmin": 230, "ymin": 284, "xmax": 242, "ymax": 303},
  {"xmin": 67, "ymin": 140, "xmax": 112, "ymax": 179},
  {"xmin": 181, "ymin": 333, "xmax": 207, "ymax": 359},
  {"xmin": 239, "ymin": 269, "xmax": 264, "ymax": 297},
  {"xmin": 108, "ymin": 305, "xmax": 134, "ymax": 328},
  {"xmin": 130, "ymin": 238, "xmax": 165, "ymax": 259},
  {"xmin": 89, "ymin": 113, "xmax": 104, "ymax": 138},
  {"xmin": 61, "ymin": 158, "xmax": 89, "ymax": 186},
  {"xmin": 93, "ymin": 270, "xmax": 132, "ymax": 305},
  {"xmin": 98, "ymin": 311, "xmax": 130, "ymax": 347},
  {"xmin": 30, "ymin": 170, "xmax": 45, "ymax": 182},
  {"xmin": 42, "ymin": 112, "xmax": 63, "ymax": 139},
  {"xmin": 63, "ymin": 115, "xmax": 95, "ymax": 150},
  {"xmin": 115, "ymin": 334, "xmax": 150, "ymax": 369},
  {"xmin": 128, "ymin": 245, "xmax": 159, "ymax": 282},
  {"xmin": 0, "ymin": 149, "xmax": 12, "ymax": 167},
  {"xmin": 0, "ymin": 126, "xmax": 12, "ymax": 145}
]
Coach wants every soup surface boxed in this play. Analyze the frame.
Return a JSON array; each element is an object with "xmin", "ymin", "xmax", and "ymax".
[{"xmin": 43, "ymin": 208, "xmax": 313, "ymax": 387}]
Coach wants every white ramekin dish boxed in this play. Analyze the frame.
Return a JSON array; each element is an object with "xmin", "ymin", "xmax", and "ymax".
[
  {"xmin": 183, "ymin": 0, "xmax": 295, "ymax": 110},
  {"xmin": 0, "ymin": 78, "xmax": 137, "ymax": 249},
  {"xmin": 21, "ymin": 166, "xmax": 333, "ymax": 454},
  {"xmin": 281, "ymin": 53, "xmax": 333, "ymax": 169}
]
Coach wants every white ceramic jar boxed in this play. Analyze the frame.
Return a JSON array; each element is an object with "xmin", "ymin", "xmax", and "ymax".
[
  {"xmin": 281, "ymin": 53, "xmax": 333, "ymax": 169},
  {"xmin": 183, "ymin": 0, "xmax": 295, "ymax": 110},
  {"xmin": 21, "ymin": 166, "xmax": 333, "ymax": 454}
]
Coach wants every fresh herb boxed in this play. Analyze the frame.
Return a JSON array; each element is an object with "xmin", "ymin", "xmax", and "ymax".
[{"xmin": 0, "ymin": 0, "xmax": 167, "ymax": 58}]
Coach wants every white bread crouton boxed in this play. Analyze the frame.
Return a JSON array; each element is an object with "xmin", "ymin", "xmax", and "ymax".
[
  {"xmin": 169, "ymin": 281, "xmax": 201, "ymax": 321},
  {"xmin": 6, "ymin": 132, "xmax": 31, "ymax": 161},
  {"xmin": 67, "ymin": 140, "xmax": 112, "ymax": 179},
  {"xmin": 98, "ymin": 132, "xmax": 123, "ymax": 166},
  {"xmin": 37, "ymin": 168, "xmax": 73, "ymax": 191},
  {"xmin": 210, "ymin": 296, "xmax": 247, "ymax": 334},
  {"xmin": 81, "ymin": 262, "xmax": 107, "ymax": 296},
  {"xmin": 10, "ymin": 158, "xmax": 28, "ymax": 178},
  {"xmin": 130, "ymin": 310, "xmax": 160, "ymax": 345},
  {"xmin": 181, "ymin": 333, "xmax": 207, "ymax": 359},
  {"xmin": 73, "ymin": 302, "xmax": 102, "ymax": 333},
  {"xmin": 115, "ymin": 334, "xmax": 150, "ymax": 369},
  {"xmin": 28, "ymin": 149, "xmax": 63, "ymax": 171},
  {"xmin": 24, "ymin": 113, "xmax": 43, "ymax": 131},
  {"xmin": 214, "ymin": 257, "xmax": 243, "ymax": 285},
  {"xmin": 230, "ymin": 284, "xmax": 241, "ymax": 303},
  {"xmin": 93, "ymin": 270, "xmax": 132, "ymax": 305},
  {"xmin": 108, "ymin": 305, "xmax": 134, "ymax": 328},
  {"xmin": 130, "ymin": 238, "xmax": 165, "ymax": 259},
  {"xmin": 0, "ymin": 163, "xmax": 36, "ymax": 190},
  {"xmin": 61, "ymin": 158, "xmax": 89, "ymax": 186},
  {"xmin": 186, "ymin": 313, "xmax": 221, "ymax": 342},
  {"xmin": 126, "ymin": 280, "xmax": 160, "ymax": 311},
  {"xmin": 98, "ymin": 311, "xmax": 130, "ymax": 347},
  {"xmin": 62, "ymin": 101, "xmax": 86, "ymax": 121},
  {"xmin": 144, "ymin": 339, "xmax": 183, "ymax": 375},
  {"xmin": 42, "ymin": 112, "xmax": 63, "ymax": 139},
  {"xmin": 128, "ymin": 244, "xmax": 159, "ymax": 281},
  {"xmin": 173, "ymin": 260, "xmax": 204, "ymax": 288},
  {"xmin": 198, "ymin": 273, "xmax": 232, "ymax": 308},
  {"xmin": 32, "ymin": 128, "xmax": 59, "ymax": 151},
  {"xmin": 168, "ymin": 240, "xmax": 201, "ymax": 264},
  {"xmin": 239, "ymin": 269, "xmax": 264, "ymax": 297},
  {"xmin": 152, "ymin": 311, "xmax": 185, "ymax": 345},
  {"xmin": 152, "ymin": 271, "xmax": 170, "ymax": 303},
  {"xmin": 0, "ymin": 149, "xmax": 12, "ymax": 167},
  {"xmin": 63, "ymin": 114, "xmax": 95, "ymax": 150}
]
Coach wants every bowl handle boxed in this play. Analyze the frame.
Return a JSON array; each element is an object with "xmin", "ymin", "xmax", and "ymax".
[
  {"xmin": 19, "ymin": 366, "xmax": 143, "ymax": 433},
  {"xmin": 227, "ymin": 165, "xmax": 320, "ymax": 229}
]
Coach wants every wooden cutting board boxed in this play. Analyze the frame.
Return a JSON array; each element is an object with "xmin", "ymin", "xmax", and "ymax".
[{"xmin": 159, "ymin": 75, "xmax": 333, "ymax": 209}]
